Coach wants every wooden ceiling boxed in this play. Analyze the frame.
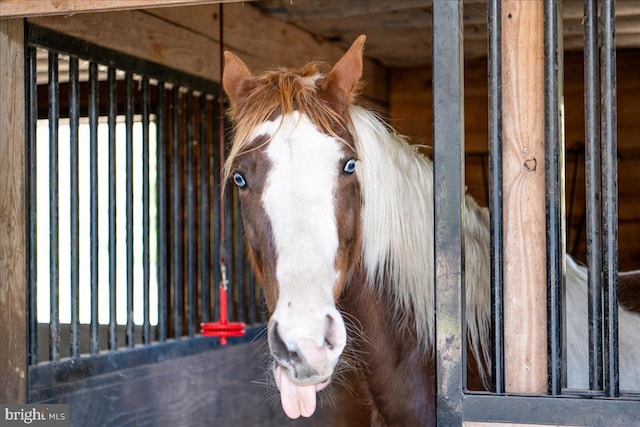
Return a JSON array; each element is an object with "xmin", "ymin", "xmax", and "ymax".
[{"xmin": 253, "ymin": 0, "xmax": 640, "ymax": 68}]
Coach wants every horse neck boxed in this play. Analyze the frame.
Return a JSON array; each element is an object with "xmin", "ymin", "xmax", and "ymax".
[
  {"xmin": 339, "ymin": 267, "xmax": 436, "ymax": 426},
  {"xmin": 349, "ymin": 106, "xmax": 436, "ymax": 351},
  {"xmin": 348, "ymin": 105, "xmax": 492, "ymax": 389}
]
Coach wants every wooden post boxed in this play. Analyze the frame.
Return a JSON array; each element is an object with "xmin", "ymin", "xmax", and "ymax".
[
  {"xmin": 501, "ymin": 0, "xmax": 548, "ymax": 393},
  {"xmin": 0, "ymin": 18, "xmax": 28, "ymax": 403}
]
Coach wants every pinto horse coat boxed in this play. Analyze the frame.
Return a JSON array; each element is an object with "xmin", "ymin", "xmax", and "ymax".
[{"xmin": 222, "ymin": 35, "xmax": 640, "ymax": 426}]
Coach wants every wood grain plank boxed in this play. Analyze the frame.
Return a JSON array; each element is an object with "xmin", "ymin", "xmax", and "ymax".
[
  {"xmin": 464, "ymin": 422, "xmax": 569, "ymax": 427},
  {"xmin": 0, "ymin": 0, "xmax": 242, "ymax": 19},
  {"xmin": 501, "ymin": 0, "xmax": 548, "ymax": 394},
  {"xmin": 220, "ymin": 3, "xmax": 388, "ymax": 104},
  {"xmin": 30, "ymin": 4, "xmax": 388, "ymax": 105},
  {"xmin": 30, "ymin": 9, "xmax": 221, "ymax": 83},
  {"xmin": 0, "ymin": 18, "xmax": 27, "ymax": 403}
]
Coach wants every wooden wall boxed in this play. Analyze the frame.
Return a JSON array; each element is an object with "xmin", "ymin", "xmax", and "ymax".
[
  {"xmin": 0, "ymin": 18, "xmax": 27, "ymax": 404},
  {"xmin": 30, "ymin": 339, "xmax": 369, "ymax": 426},
  {"xmin": 28, "ymin": 3, "xmax": 388, "ymax": 109},
  {"xmin": 390, "ymin": 49, "xmax": 640, "ymax": 271}
]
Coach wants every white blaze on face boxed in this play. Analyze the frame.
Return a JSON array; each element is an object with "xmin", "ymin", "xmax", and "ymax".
[{"xmin": 256, "ymin": 111, "xmax": 348, "ymax": 418}]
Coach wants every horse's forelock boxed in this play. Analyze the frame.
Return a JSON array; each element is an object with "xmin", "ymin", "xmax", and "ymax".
[{"xmin": 225, "ymin": 63, "xmax": 353, "ymax": 182}]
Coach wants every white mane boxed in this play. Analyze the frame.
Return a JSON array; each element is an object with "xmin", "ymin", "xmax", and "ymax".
[{"xmin": 349, "ymin": 106, "xmax": 491, "ymax": 374}]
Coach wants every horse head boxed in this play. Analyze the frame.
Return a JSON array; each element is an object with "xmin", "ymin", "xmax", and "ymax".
[{"xmin": 222, "ymin": 36, "xmax": 367, "ymax": 419}]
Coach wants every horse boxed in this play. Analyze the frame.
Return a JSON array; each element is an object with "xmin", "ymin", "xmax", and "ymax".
[{"xmin": 221, "ymin": 35, "xmax": 640, "ymax": 425}]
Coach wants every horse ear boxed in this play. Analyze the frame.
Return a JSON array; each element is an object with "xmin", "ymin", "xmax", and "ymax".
[
  {"xmin": 321, "ymin": 35, "xmax": 366, "ymax": 103},
  {"xmin": 222, "ymin": 51, "xmax": 254, "ymax": 114}
]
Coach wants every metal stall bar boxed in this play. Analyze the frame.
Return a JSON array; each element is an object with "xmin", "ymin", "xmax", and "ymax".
[
  {"xmin": 199, "ymin": 94, "xmax": 211, "ymax": 324},
  {"xmin": 48, "ymin": 51, "xmax": 60, "ymax": 362},
  {"xmin": 172, "ymin": 85, "xmax": 183, "ymax": 339},
  {"xmin": 186, "ymin": 90, "xmax": 197, "ymax": 337},
  {"xmin": 487, "ymin": 0, "xmax": 504, "ymax": 395},
  {"xmin": 108, "ymin": 66, "xmax": 118, "ymax": 351},
  {"xmin": 432, "ymin": 0, "xmax": 465, "ymax": 423},
  {"xmin": 544, "ymin": 0, "xmax": 566, "ymax": 395},
  {"xmin": 142, "ymin": 76, "xmax": 151, "ymax": 345},
  {"xmin": 89, "ymin": 61, "xmax": 100, "ymax": 355},
  {"xmin": 584, "ymin": 0, "xmax": 603, "ymax": 392},
  {"xmin": 125, "ymin": 71, "xmax": 135, "ymax": 347},
  {"xmin": 27, "ymin": 45, "xmax": 38, "ymax": 366},
  {"xmin": 69, "ymin": 56, "xmax": 80, "ymax": 359},
  {"xmin": 600, "ymin": 0, "xmax": 619, "ymax": 398},
  {"xmin": 157, "ymin": 82, "xmax": 168, "ymax": 342}
]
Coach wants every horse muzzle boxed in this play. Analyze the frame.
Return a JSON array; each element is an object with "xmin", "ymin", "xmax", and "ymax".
[{"xmin": 267, "ymin": 307, "xmax": 347, "ymax": 418}]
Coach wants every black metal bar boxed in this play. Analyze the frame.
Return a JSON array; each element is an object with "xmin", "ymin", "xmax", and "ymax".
[
  {"xmin": 29, "ymin": 26, "xmax": 252, "ymax": 365},
  {"xmin": 48, "ymin": 51, "xmax": 60, "ymax": 362},
  {"xmin": 186, "ymin": 91, "xmax": 197, "ymax": 337},
  {"xmin": 69, "ymin": 56, "xmax": 80, "ymax": 359},
  {"xmin": 89, "ymin": 61, "xmax": 100, "ymax": 355},
  {"xmin": 480, "ymin": 153, "xmax": 489, "ymax": 206},
  {"xmin": 199, "ymin": 94, "xmax": 211, "ymax": 324},
  {"xmin": 487, "ymin": 0, "xmax": 504, "ymax": 395},
  {"xmin": 600, "ymin": 0, "xmax": 619, "ymax": 398},
  {"xmin": 584, "ymin": 0, "xmax": 603, "ymax": 391},
  {"xmin": 248, "ymin": 268, "xmax": 257, "ymax": 325},
  {"xmin": 544, "ymin": 0, "xmax": 565, "ymax": 395},
  {"xmin": 28, "ymin": 25, "xmax": 217, "ymax": 95},
  {"xmin": 108, "ymin": 66, "xmax": 118, "ymax": 351},
  {"xmin": 172, "ymin": 85, "xmax": 183, "ymax": 339},
  {"xmin": 125, "ymin": 72, "xmax": 135, "ymax": 348},
  {"xmin": 462, "ymin": 393, "xmax": 640, "ymax": 426},
  {"xmin": 432, "ymin": 0, "xmax": 465, "ymax": 423},
  {"xmin": 567, "ymin": 150, "xmax": 581, "ymax": 247},
  {"xmin": 142, "ymin": 75, "xmax": 151, "ymax": 345},
  {"xmin": 157, "ymin": 82, "xmax": 168, "ymax": 342},
  {"xmin": 27, "ymin": 45, "xmax": 38, "ymax": 366}
]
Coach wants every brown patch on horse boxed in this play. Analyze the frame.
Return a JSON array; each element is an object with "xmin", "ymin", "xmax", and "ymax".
[
  {"xmin": 229, "ymin": 134, "xmax": 279, "ymax": 311},
  {"xmin": 619, "ymin": 270, "xmax": 640, "ymax": 313},
  {"xmin": 466, "ymin": 339, "xmax": 491, "ymax": 392},
  {"xmin": 332, "ymin": 136, "xmax": 361, "ymax": 299},
  {"xmin": 339, "ymin": 268, "xmax": 436, "ymax": 426}
]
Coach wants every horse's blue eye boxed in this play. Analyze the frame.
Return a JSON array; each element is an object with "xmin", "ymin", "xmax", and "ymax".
[
  {"xmin": 233, "ymin": 172, "xmax": 247, "ymax": 189},
  {"xmin": 343, "ymin": 158, "xmax": 356, "ymax": 174}
]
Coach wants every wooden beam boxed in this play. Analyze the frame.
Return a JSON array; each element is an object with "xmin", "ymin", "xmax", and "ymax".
[
  {"xmin": 501, "ymin": 0, "xmax": 548, "ymax": 394},
  {"xmin": 464, "ymin": 422, "xmax": 572, "ymax": 427},
  {"xmin": 0, "ymin": 17, "xmax": 27, "ymax": 403},
  {"xmin": 29, "ymin": 4, "xmax": 388, "ymax": 106},
  {"xmin": 0, "ymin": 0, "xmax": 243, "ymax": 19},
  {"xmin": 147, "ymin": 4, "xmax": 388, "ymax": 104}
]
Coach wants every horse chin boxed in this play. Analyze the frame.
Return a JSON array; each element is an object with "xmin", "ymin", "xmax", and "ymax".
[{"xmin": 274, "ymin": 364, "xmax": 332, "ymax": 419}]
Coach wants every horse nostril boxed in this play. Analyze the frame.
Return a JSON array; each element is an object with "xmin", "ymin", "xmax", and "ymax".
[
  {"xmin": 269, "ymin": 322, "xmax": 290, "ymax": 362},
  {"xmin": 324, "ymin": 313, "xmax": 337, "ymax": 350}
]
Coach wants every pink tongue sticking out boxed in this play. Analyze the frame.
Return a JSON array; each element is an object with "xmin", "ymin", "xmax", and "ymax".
[{"xmin": 275, "ymin": 366, "xmax": 317, "ymax": 419}]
